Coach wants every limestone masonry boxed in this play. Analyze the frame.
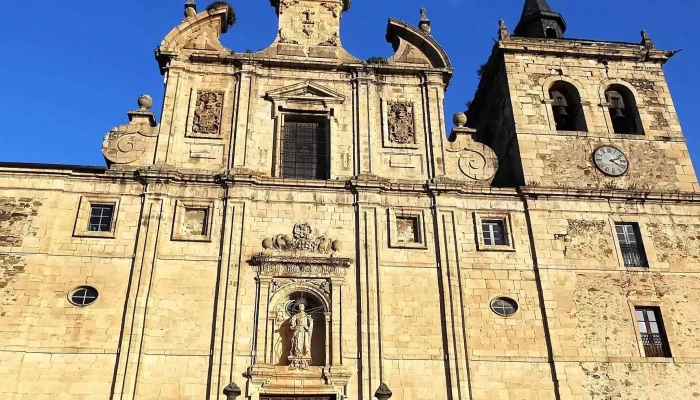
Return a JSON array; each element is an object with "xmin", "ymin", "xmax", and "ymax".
[{"xmin": 1, "ymin": 0, "xmax": 699, "ymax": 399}]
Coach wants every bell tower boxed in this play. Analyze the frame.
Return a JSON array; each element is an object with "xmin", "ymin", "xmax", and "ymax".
[{"xmin": 467, "ymin": 0, "xmax": 698, "ymax": 192}]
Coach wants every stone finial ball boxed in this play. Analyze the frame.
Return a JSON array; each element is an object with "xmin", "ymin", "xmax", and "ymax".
[
  {"xmin": 453, "ymin": 112, "xmax": 467, "ymax": 128},
  {"xmin": 138, "ymin": 94, "xmax": 153, "ymax": 110}
]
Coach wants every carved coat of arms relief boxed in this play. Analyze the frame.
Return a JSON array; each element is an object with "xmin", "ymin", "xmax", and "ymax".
[
  {"xmin": 262, "ymin": 223, "xmax": 342, "ymax": 254},
  {"xmin": 387, "ymin": 101, "xmax": 416, "ymax": 144}
]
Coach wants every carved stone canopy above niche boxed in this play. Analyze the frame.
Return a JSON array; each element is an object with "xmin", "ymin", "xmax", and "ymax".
[
  {"xmin": 262, "ymin": 223, "xmax": 342, "ymax": 255},
  {"xmin": 251, "ymin": 223, "xmax": 352, "ymax": 278}
]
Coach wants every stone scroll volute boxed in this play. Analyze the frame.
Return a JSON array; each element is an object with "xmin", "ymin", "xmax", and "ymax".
[
  {"xmin": 102, "ymin": 95, "xmax": 159, "ymax": 167},
  {"xmin": 444, "ymin": 112, "xmax": 499, "ymax": 185}
]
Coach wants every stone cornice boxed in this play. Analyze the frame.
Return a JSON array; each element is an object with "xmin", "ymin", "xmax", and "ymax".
[
  {"xmin": 249, "ymin": 254, "xmax": 353, "ymax": 277},
  {"xmin": 0, "ymin": 164, "xmax": 698, "ymax": 203},
  {"xmin": 519, "ymin": 186, "xmax": 700, "ymax": 202},
  {"xmin": 499, "ymin": 37, "xmax": 678, "ymax": 63},
  {"xmin": 185, "ymin": 53, "xmax": 453, "ymax": 78}
]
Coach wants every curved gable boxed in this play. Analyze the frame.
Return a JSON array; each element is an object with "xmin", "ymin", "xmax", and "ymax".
[
  {"xmin": 155, "ymin": 2, "xmax": 235, "ymax": 74},
  {"xmin": 385, "ymin": 18, "xmax": 452, "ymax": 70}
]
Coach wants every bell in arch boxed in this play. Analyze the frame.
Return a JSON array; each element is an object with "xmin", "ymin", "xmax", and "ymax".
[
  {"xmin": 551, "ymin": 90, "xmax": 573, "ymax": 130},
  {"xmin": 606, "ymin": 90, "xmax": 634, "ymax": 134},
  {"xmin": 610, "ymin": 107, "xmax": 626, "ymax": 127},
  {"xmin": 607, "ymin": 93, "xmax": 627, "ymax": 122}
]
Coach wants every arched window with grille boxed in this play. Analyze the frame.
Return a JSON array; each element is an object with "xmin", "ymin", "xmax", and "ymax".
[
  {"xmin": 549, "ymin": 81, "xmax": 587, "ymax": 132},
  {"xmin": 605, "ymin": 85, "xmax": 643, "ymax": 135}
]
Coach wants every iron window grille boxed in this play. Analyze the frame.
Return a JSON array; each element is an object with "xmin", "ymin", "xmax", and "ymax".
[
  {"xmin": 70, "ymin": 286, "xmax": 99, "ymax": 306},
  {"xmin": 88, "ymin": 204, "xmax": 115, "ymax": 232},
  {"xmin": 482, "ymin": 220, "xmax": 507, "ymax": 246},
  {"xmin": 615, "ymin": 223, "xmax": 648, "ymax": 267},
  {"xmin": 280, "ymin": 114, "xmax": 329, "ymax": 180},
  {"xmin": 636, "ymin": 307, "xmax": 672, "ymax": 358}
]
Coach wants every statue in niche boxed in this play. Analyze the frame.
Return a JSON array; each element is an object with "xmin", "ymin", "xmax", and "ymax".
[{"xmin": 289, "ymin": 303, "xmax": 313, "ymax": 369}]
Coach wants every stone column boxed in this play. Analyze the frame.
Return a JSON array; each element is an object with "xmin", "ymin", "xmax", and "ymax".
[
  {"xmin": 331, "ymin": 280, "xmax": 343, "ymax": 366},
  {"xmin": 267, "ymin": 312, "xmax": 279, "ymax": 365},
  {"xmin": 253, "ymin": 276, "xmax": 273, "ymax": 365},
  {"xmin": 324, "ymin": 312, "xmax": 332, "ymax": 367}
]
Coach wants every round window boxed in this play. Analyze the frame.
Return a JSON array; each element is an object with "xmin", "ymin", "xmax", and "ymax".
[
  {"xmin": 490, "ymin": 297, "xmax": 518, "ymax": 317},
  {"xmin": 70, "ymin": 286, "xmax": 99, "ymax": 306}
]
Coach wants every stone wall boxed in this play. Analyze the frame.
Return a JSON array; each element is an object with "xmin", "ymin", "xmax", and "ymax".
[
  {"xmin": 0, "ymin": 196, "xmax": 41, "ymax": 247},
  {"xmin": 1, "ymin": 3, "xmax": 699, "ymax": 399},
  {"xmin": 0, "ymin": 170, "xmax": 699, "ymax": 399}
]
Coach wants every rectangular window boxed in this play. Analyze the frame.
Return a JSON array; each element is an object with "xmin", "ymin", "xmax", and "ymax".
[
  {"xmin": 88, "ymin": 205, "xmax": 114, "ymax": 232},
  {"xmin": 396, "ymin": 216, "xmax": 420, "ymax": 243},
  {"xmin": 615, "ymin": 223, "xmax": 648, "ymax": 267},
  {"xmin": 636, "ymin": 307, "xmax": 672, "ymax": 358},
  {"xmin": 482, "ymin": 220, "xmax": 507, "ymax": 246},
  {"xmin": 280, "ymin": 114, "xmax": 328, "ymax": 180}
]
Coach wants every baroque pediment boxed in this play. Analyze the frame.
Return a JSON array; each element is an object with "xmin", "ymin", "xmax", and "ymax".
[
  {"xmin": 250, "ymin": 223, "xmax": 352, "ymax": 277},
  {"xmin": 262, "ymin": 223, "xmax": 341, "ymax": 254},
  {"xmin": 266, "ymin": 82, "xmax": 346, "ymax": 105}
]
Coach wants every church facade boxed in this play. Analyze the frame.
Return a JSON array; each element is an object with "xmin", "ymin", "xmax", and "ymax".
[{"xmin": 1, "ymin": 0, "xmax": 700, "ymax": 399}]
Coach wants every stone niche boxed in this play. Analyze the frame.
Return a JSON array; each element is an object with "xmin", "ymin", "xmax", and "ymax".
[{"xmin": 246, "ymin": 223, "xmax": 352, "ymax": 399}]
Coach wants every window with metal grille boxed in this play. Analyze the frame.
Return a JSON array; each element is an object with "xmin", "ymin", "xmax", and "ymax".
[
  {"xmin": 482, "ymin": 220, "xmax": 507, "ymax": 246},
  {"xmin": 615, "ymin": 223, "xmax": 648, "ymax": 267},
  {"xmin": 636, "ymin": 307, "xmax": 672, "ymax": 358},
  {"xmin": 280, "ymin": 114, "xmax": 329, "ymax": 180},
  {"xmin": 88, "ymin": 205, "xmax": 114, "ymax": 232},
  {"xmin": 70, "ymin": 286, "xmax": 99, "ymax": 307},
  {"xmin": 490, "ymin": 297, "xmax": 518, "ymax": 317}
]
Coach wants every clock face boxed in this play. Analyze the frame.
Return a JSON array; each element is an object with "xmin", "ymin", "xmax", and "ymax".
[{"xmin": 593, "ymin": 146, "xmax": 629, "ymax": 177}]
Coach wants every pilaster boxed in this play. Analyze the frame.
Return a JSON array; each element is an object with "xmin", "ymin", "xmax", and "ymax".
[
  {"xmin": 421, "ymin": 72, "xmax": 448, "ymax": 179},
  {"xmin": 231, "ymin": 65, "xmax": 256, "ymax": 168},
  {"xmin": 354, "ymin": 193, "xmax": 382, "ymax": 399},
  {"xmin": 111, "ymin": 191, "xmax": 167, "ymax": 400}
]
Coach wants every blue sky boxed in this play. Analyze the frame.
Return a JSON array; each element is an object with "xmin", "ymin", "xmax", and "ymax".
[{"xmin": 1, "ymin": 0, "xmax": 698, "ymax": 167}]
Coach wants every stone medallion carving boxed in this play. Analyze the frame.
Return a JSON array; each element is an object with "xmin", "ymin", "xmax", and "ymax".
[
  {"xmin": 262, "ymin": 223, "xmax": 341, "ymax": 254},
  {"xmin": 192, "ymin": 91, "xmax": 224, "ymax": 135},
  {"xmin": 387, "ymin": 102, "xmax": 415, "ymax": 144}
]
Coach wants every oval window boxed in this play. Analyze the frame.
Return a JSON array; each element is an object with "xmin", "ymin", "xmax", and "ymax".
[
  {"xmin": 70, "ymin": 286, "xmax": 99, "ymax": 306},
  {"xmin": 490, "ymin": 297, "xmax": 518, "ymax": 317}
]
